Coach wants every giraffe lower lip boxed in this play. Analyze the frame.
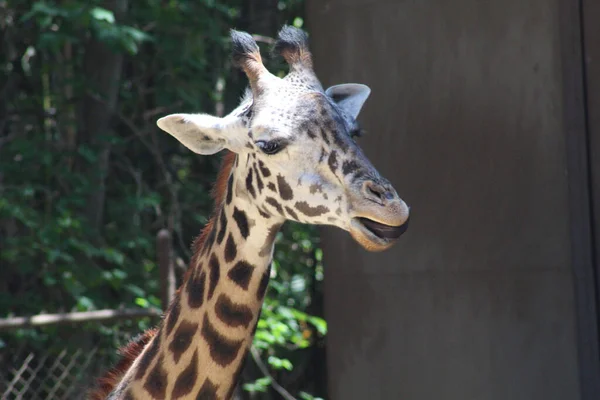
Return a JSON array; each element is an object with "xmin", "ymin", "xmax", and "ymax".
[{"xmin": 355, "ymin": 217, "xmax": 408, "ymax": 239}]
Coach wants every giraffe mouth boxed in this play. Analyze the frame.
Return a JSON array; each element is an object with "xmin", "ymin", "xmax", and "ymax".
[
  {"xmin": 350, "ymin": 216, "xmax": 409, "ymax": 251},
  {"xmin": 356, "ymin": 217, "xmax": 408, "ymax": 239}
]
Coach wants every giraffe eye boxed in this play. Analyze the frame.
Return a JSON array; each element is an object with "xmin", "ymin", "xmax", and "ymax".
[{"xmin": 256, "ymin": 140, "xmax": 284, "ymax": 155}]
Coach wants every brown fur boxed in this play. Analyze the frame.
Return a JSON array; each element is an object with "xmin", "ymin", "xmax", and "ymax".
[
  {"xmin": 87, "ymin": 152, "xmax": 236, "ymax": 399},
  {"xmin": 187, "ymin": 151, "xmax": 236, "ymax": 273},
  {"xmin": 87, "ymin": 328, "xmax": 158, "ymax": 400},
  {"xmin": 280, "ymin": 47, "xmax": 312, "ymax": 69},
  {"xmin": 242, "ymin": 51, "xmax": 265, "ymax": 78}
]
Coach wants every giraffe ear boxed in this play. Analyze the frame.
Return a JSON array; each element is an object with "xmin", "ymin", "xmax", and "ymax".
[
  {"xmin": 325, "ymin": 83, "xmax": 371, "ymax": 119},
  {"xmin": 157, "ymin": 113, "xmax": 246, "ymax": 155}
]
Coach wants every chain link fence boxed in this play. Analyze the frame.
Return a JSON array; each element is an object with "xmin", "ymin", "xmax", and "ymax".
[
  {"xmin": 1, "ymin": 346, "xmax": 107, "ymax": 400},
  {"xmin": 0, "ymin": 317, "xmax": 156, "ymax": 400}
]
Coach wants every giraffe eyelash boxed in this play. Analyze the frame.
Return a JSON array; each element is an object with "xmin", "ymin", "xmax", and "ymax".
[{"xmin": 255, "ymin": 139, "xmax": 288, "ymax": 155}]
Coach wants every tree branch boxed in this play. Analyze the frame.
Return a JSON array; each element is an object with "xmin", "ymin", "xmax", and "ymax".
[
  {"xmin": 0, "ymin": 308, "xmax": 162, "ymax": 331},
  {"xmin": 250, "ymin": 346, "xmax": 297, "ymax": 400}
]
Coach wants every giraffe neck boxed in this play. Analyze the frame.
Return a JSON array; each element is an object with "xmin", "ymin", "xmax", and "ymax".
[{"xmin": 113, "ymin": 154, "xmax": 284, "ymax": 399}]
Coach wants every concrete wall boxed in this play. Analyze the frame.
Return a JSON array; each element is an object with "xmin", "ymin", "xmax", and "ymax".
[{"xmin": 306, "ymin": 0, "xmax": 598, "ymax": 399}]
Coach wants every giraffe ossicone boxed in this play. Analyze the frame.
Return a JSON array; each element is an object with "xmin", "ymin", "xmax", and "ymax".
[{"xmin": 89, "ymin": 25, "xmax": 409, "ymax": 400}]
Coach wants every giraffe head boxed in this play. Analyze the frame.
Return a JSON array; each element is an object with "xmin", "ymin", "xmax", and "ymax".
[{"xmin": 158, "ymin": 26, "xmax": 409, "ymax": 252}]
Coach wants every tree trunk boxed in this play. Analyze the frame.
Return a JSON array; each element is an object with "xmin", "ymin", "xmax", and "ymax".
[{"xmin": 80, "ymin": 0, "xmax": 128, "ymax": 231}]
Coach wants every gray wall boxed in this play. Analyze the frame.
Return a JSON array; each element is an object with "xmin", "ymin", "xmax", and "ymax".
[{"xmin": 307, "ymin": 0, "xmax": 599, "ymax": 399}]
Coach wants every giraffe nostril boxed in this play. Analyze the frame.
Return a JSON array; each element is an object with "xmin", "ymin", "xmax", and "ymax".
[
  {"xmin": 368, "ymin": 185, "xmax": 382, "ymax": 198},
  {"xmin": 363, "ymin": 181, "xmax": 389, "ymax": 204}
]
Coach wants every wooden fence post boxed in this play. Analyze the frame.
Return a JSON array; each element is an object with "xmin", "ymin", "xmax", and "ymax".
[{"xmin": 157, "ymin": 229, "xmax": 175, "ymax": 310}]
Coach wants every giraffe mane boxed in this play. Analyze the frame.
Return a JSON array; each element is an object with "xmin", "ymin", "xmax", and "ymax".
[
  {"xmin": 188, "ymin": 151, "xmax": 236, "ymax": 271},
  {"xmin": 87, "ymin": 152, "xmax": 236, "ymax": 400},
  {"xmin": 87, "ymin": 328, "xmax": 158, "ymax": 400}
]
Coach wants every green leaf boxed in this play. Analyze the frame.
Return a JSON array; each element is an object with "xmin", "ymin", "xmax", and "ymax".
[
  {"xmin": 90, "ymin": 7, "xmax": 115, "ymax": 24},
  {"xmin": 242, "ymin": 376, "xmax": 271, "ymax": 393},
  {"xmin": 268, "ymin": 355, "xmax": 293, "ymax": 371},
  {"xmin": 120, "ymin": 36, "xmax": 138, "ymax": 55},
  {"xmin": 308, "ymin": 316, "xmax": 328, "ymax": 336},
  {"xmin": 112, "ymin": 269, "xmax": 127, "ymax": 281},
  {"xmin": 277, "ymin": 306, "xmax": 295, "ymax": 320},
  {"xmin": 299, "ymin": 392, "xmax": 324, "ymax": 400},
  {"xmin": 29, "ymin": 2, "xmax": 70, "ymax": 18},
  {"xmin": 254, "ymin": 330, "xmax": 276, "ymax": 344},
  {"xmin": 121, "ymin": 26, "xmax": 152, "ymax": 43},
  {"xmin": 101, "ymin": 248, "xmax": 125, "ymax": 265},
  {"xmin": 43, "ymin": 274, "xmax": 57, "ymax": 286},
  {"xmin": 135, "ymin": 297, "xmax": 149, "ymax": 308},
  {"xmin": 77, "ymin": 146, "xmax": 98, "ymax": 163},
  {"xmin": 315, "ymin": 248, "xmax": 323, "ymax": 261},
  {"xmin": 125, "ymin": 284, "xmax": 146, "ymax": 298},
  {"xmin": 76, "ymin": 296, "xmax": 95, "ymax": 311}
]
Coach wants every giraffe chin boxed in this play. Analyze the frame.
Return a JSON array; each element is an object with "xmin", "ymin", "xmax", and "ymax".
[{"xmin": 349, "ymin": 217, "xmax": 408, "ymax": 252}]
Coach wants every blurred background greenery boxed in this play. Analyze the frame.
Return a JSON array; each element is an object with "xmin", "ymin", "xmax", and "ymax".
[{"xmin": 0, "ymin": 1, "xmax": 327, "ymax": 398}]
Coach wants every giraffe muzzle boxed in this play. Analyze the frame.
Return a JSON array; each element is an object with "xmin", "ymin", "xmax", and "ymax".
[
  {"xmin": 349, "ymin": 214, "xmax": 408, "ymax": 251},
  {"xmin": 348, "ymin": 180, "xmax": 410, "ymax": 251}
]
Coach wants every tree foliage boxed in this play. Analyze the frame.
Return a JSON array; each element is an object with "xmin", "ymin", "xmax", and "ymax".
[{"xmin": 0, "ymin": 0, "xmax": 326, "ymax": 397}]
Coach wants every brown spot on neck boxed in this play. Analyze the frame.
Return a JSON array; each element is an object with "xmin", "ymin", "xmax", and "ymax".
[
  {"xmin": 259, "ymin": 223, "xmax": 282, "ymax": 257},
  {"xmin": 256, "ymin": 264, "xmax": 271, "ymax": 301},
  {"xmin": 168, "ymin": 320, "xmax": 199, "ymax": 364},
  {"xmin": 215, "ymin": 294, "xmax": 254, "ymax": 328},
  {"xmin": 171, "ymin": 350, "xmax": 199, "ymax": 399},
  {"xmin": 196, "ymin": 378, "xmax": 219, "ymax": 399},
  {"xmin": 143, "ymin": 354, "xmax": 168, "ymax": 398},
  {"xmin": 227, "ymin": 261, "xmax": 256, "ymax": 290},
  {"xmin": 201, "ymin": 314, "xmax": 244, "ymax": 366}
]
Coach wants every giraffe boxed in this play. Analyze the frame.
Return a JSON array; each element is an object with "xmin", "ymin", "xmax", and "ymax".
[{"xmin": 89, "ymin": 26, "xmax": 409, "ymax": 400}]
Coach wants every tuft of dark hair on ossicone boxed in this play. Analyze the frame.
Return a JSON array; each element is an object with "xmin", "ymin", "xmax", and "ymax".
[
  {"xmin": 273, "ymin": 25, "xmax": 312, "ymax": 67},
  {"xmin": 230, "ymin": 29, "xmax": 261, "ymax": 69}
]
